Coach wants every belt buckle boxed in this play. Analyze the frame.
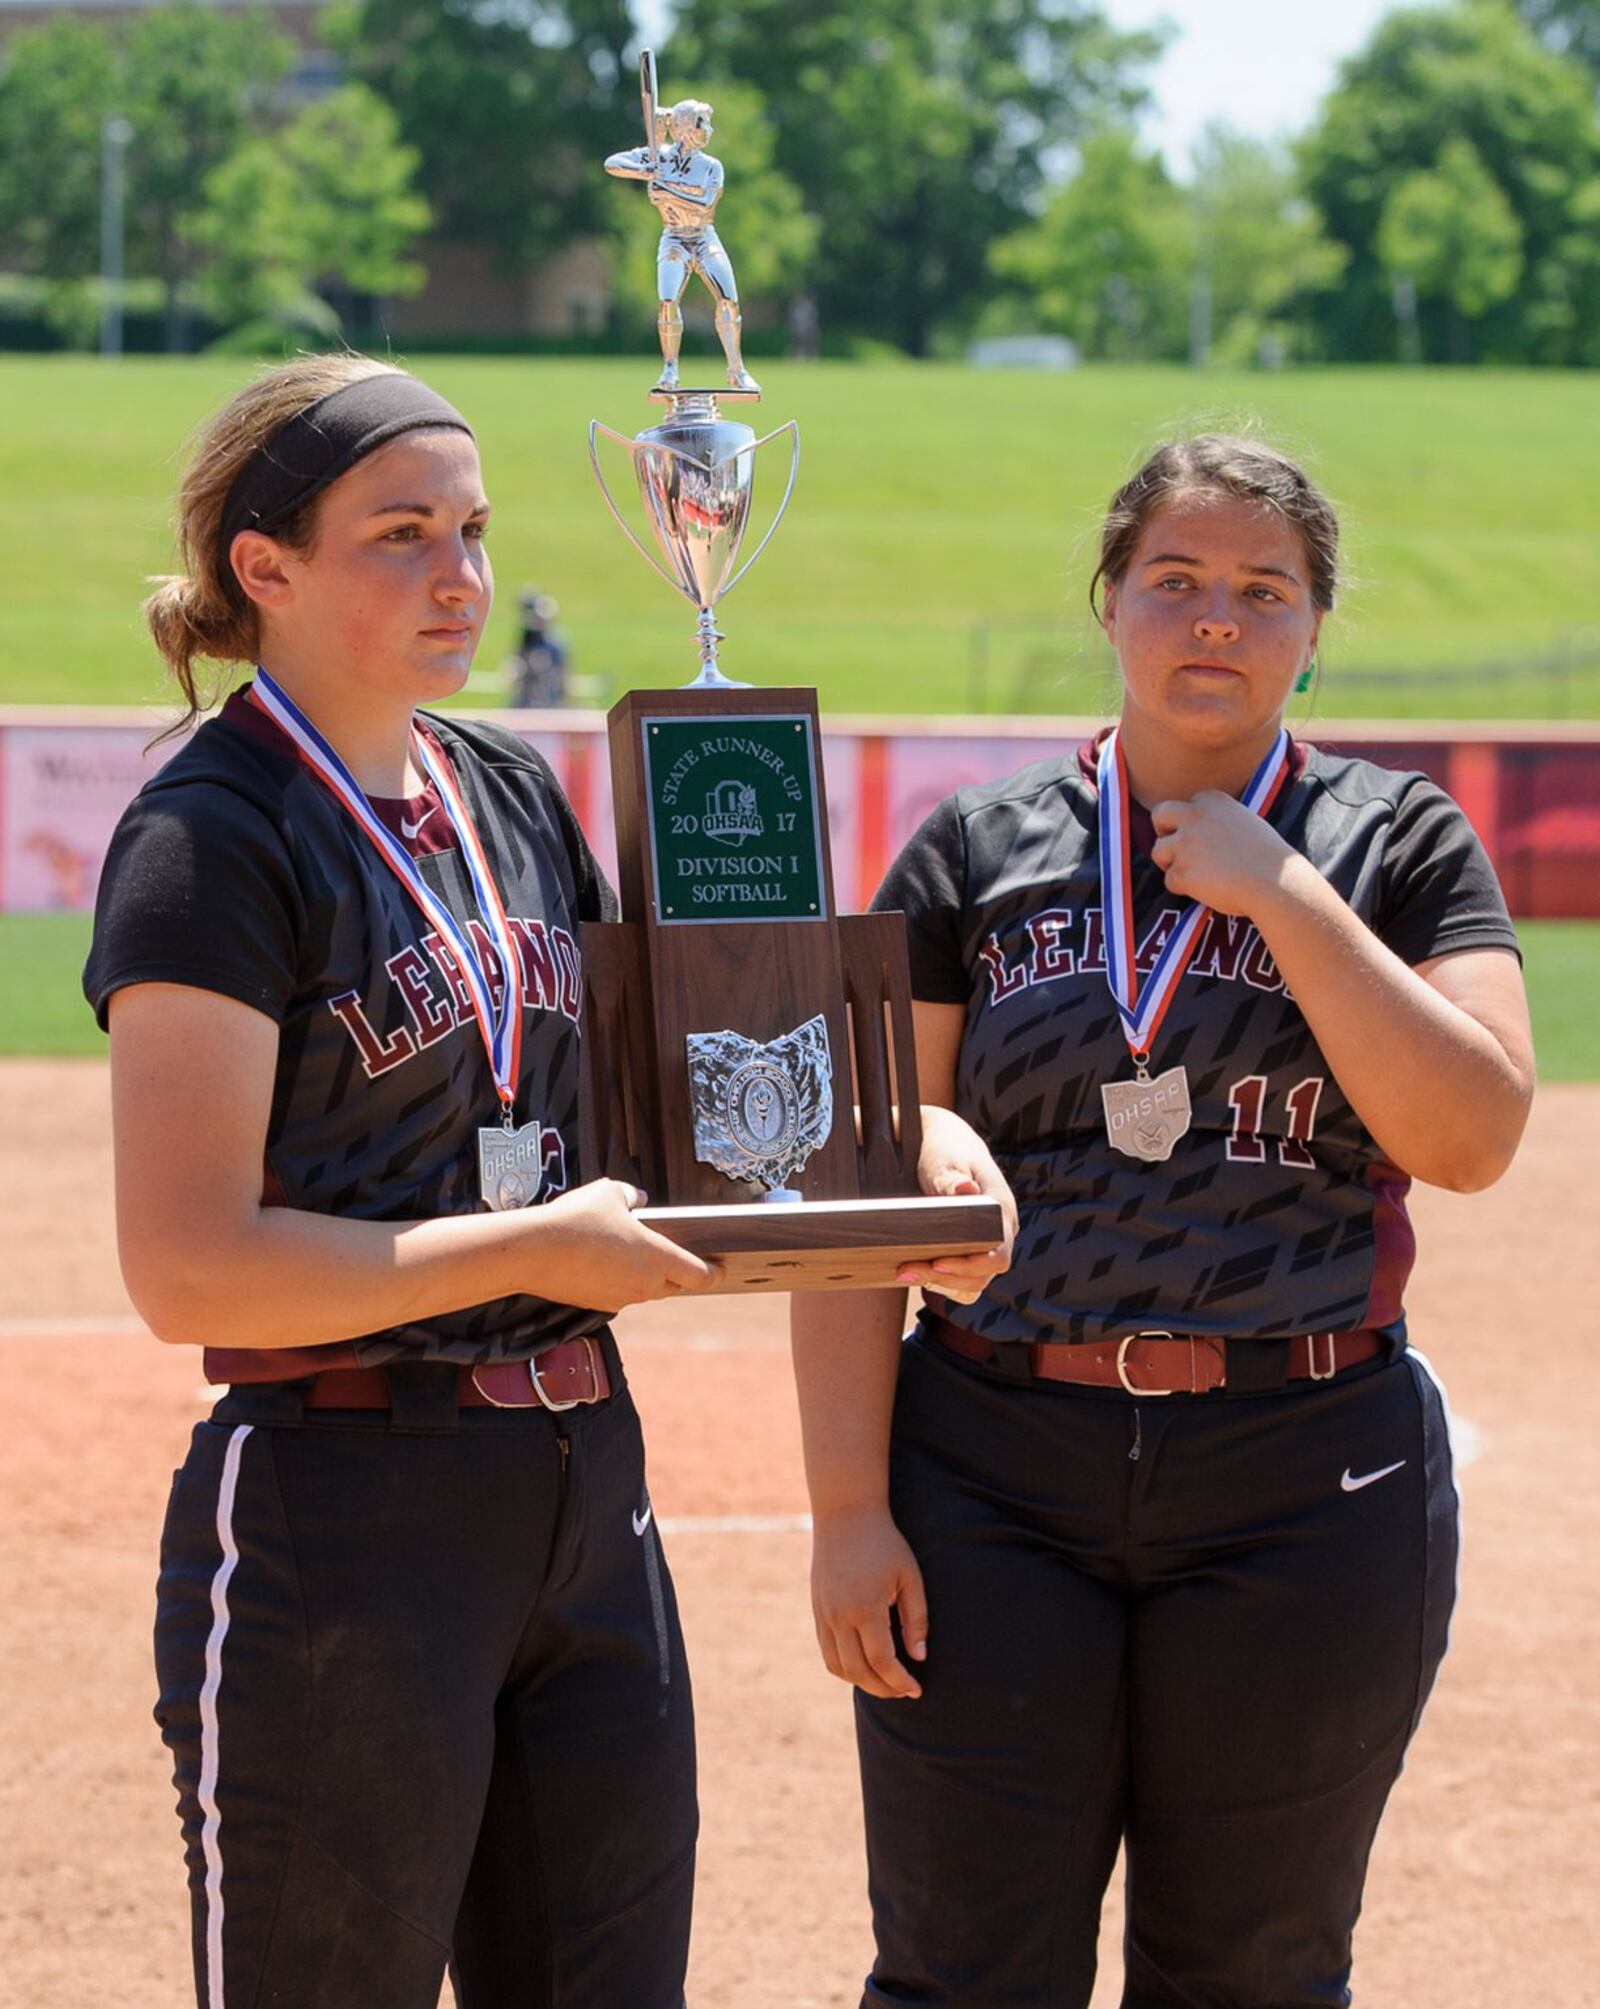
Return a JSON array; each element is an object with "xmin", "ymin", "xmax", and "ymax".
[
  {"xmin": 1116, "ymin": 1331, "xmax": 1178, "ymax": 1397},
  {"xmin": 527, "ymin": 1336, "xmax": 600, "ymax": 1413}
]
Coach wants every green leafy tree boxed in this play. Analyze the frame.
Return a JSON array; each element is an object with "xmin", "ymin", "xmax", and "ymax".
[
  {"xmin": 122, "ymin": 1, "xmax": 294, "ymax": 349},
  {"xmin": 1514, "ymin": 0, "xmax": 1600, "ymax": 75},
  {"xmin": 329, "ymin": 0, "xmax": 633, "ymax": 276},
  {"xmin": 666, "ymin": 0, "xmax": 1165, "ymax": 354},
  {"xmin": 187, "ymin": 142, "xmax": 313, "ymax": 330},
  {"xmin": 1300, "ymin": 1, "xmax": 1600, "ymax": 363},
  {"xmin": 0, "ymin": 18, "xmax": 121, "ymax": 283},
  {"xmin": 278, "ymin": 84, "xmax": 431, "ymax": 317},
  {"xmin": 0, "ymin": 6, "xmax": 291, "ymax": 347},
  {"xmin": 187, "ymin": 83, "xmax": 431, "ymax": 338},
  {"xmin": 608, "ymin": 77, "xmax": 817, "ymax": 331},
  {"xmin": 1187, "ymin": 128, "xmax": 1348, "ymax": 366},
  {"xmin": 990, "ymin": 128, "xmax": 1189, "ymax": 359},
  {"xmin": 1378, "ymin": 136, "xmax": 1524, "ymax": 359}
]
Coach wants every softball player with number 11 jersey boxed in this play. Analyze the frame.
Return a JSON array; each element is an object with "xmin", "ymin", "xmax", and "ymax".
[{"xmin": 793, "ymin": 435, "xmax": 1534, "ymax": 2009}]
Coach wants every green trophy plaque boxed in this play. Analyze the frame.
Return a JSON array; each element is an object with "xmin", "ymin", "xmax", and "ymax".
[{"xmin": 641, "ymin": 712, "xmax": 826, "ymax": 925}]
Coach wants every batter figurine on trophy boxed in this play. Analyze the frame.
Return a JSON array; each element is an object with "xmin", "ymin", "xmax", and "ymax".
[{"xmin": 605, "ymin": 54, "xmax": 760, "ymax": 397}]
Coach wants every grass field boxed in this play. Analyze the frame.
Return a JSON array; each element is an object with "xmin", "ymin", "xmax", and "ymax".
[
  {"xmin": 3, "ymin": 357, "xmax": 1598, "ymax": 718},
  {"xmin": 8, "ymin": 912, "xmax": 1594, "ymax": 1079}
]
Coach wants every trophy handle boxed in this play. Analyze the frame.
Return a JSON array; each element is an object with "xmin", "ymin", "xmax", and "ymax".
[
  {"xmin": 718, "ymin": 421, "xmax": 801, "ymax": 601},
  {"xmin": 587, "ymin": 421, "xmax": 695, "ymax": 603}
]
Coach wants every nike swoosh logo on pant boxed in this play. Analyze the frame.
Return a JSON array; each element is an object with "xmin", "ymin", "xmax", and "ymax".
[{"xmin": 1341, "ymin": 1460, "xmax": 1407, "ymax": 1493}]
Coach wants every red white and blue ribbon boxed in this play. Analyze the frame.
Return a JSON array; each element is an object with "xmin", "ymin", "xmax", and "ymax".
[
  {"xmin": 1096, "ymin": 725, "xmax": 1292, "ymax": 1061},
  {"xmin": 249, "ymin": 667, "xmax": 523, "ymax": 1121}
]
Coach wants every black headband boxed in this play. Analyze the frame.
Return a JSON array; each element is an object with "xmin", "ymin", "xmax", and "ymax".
[{"xmin": 218, "ymin": 373, "xmax": 474, "ymax": 574}]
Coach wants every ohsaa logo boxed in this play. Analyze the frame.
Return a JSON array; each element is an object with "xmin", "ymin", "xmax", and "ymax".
[{"xmin": 703, "ymin": 779, "xmax": 763, "ymax": 846}]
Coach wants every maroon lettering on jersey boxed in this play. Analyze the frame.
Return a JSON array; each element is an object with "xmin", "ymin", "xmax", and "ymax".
[
  {"xmin": 389, "ymin": 943, "xmax": 454, "ymax": 1044},
  {"xmin": 1134, "ymin": 906, "xmax": 1182, "ymax": 974},
  {"xmin": 331, "ymin": 912, "xmax": 584, "ymax": 1077},
  {"xmin": 467, "ymin": 916, "xmax": 513, "ymax": 1017},
  {"xmin": 989, "ymin": 899, "xmax": 1290, "ymax": 1012},
  {"xmin": 1026, "ymin": 908, "xmax": 1076, "ymax": 984},
  {"xmin": 1080, "ymin": 907, "xmax": 1107, "ymax": 973},
  {"xmin": 510, "ymin": 916, "xmax": 562, "ymax": 1013},
  {"xmin": 1241, "ymin": 932, "xmax": 1284, "ymax": 993},
  {"xmin": 426, "ymin": 929, "xmax": 478, "ymax": 1025},
  {"xmin": 327, "ymin": 990, "xmax": 418, "ymax": 1078},
  {"xmin": 1190, "ymin": 911, "xmax": 1253, "ymax": 982},
  {"xmin": 1280, "ymin": 1075, "xmax": 1325, "ymax": 1168},
  {"xmin": 980, "ymin": 932, "xmax": 1028, "ymax": 1005},
  {"xmin": 553, "ymin": 927, "xmax": 582, "ymax": 1022}
]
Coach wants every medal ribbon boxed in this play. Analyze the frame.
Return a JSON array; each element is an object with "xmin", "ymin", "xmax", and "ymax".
[
  {"xmin": 249, "ymin": 667, "xmax": 523, "ymax": 1122},
  {"xmin": 1097, "ymin": 725, "xmax": 1292, "ymax": 1062}
]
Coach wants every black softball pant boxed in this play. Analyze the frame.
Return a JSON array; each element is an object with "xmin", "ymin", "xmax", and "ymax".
[
  {"xmin": 857, "ymin": 1334, "xmax": 1458, "ymax": 2009},
  {"xmin": 154, "ymin": 1371, "xmax": 696, "ymax": 2008}
]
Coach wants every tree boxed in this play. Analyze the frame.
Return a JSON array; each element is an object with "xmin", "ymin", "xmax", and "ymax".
[
  {"xmin": 990, "ymin": 128, "xmax": 1189, "ymax": 360},
  {"xmin": 1514, "ymin": 0, "xmax": 1600, "ymax": 76},
  {"xmin": 1187, "ymin": 128, "xmax": 1347, "ymax": 366},
  {"xmin": 1300, "ymin": 1, "xmax": 1600, "ymax": 363},
  {"xmin": 122, "ymin": 1, "xmax": 294, "ymax": 349},
  {"xmin": 0, "ymin": 18, "xmax": 121, "ymax": 283},
  {"xmin": 1378, "ymin": 137, "xmax": 1524, "ymax": 359},
  {"xmin": 278, "ymin": 85, "xmax": 431, "ymax": 318},
  {"xmin": 187, "ymin": 84, "xmax": 431, "ymax": 338},
  {"xmin": 330, "ymin": 0, "xmax": 634, "ymax": 276},
  {"xmin": 0, "ymin": 4, "xmax": 292, "ymax": 347},
  {"xmin": 187, "ymin": 142, "xmax": 323, "ymax": 335},
  {"xmin": 665, "ymin": 0, "xmax": 1165, "ymax": 354},
  {"xmin": 607, "ymin": 77, "xmax": 816, "ymax": 333}
]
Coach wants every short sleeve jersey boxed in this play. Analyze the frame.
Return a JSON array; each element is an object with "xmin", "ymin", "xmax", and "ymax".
[
  {"xmin": 874, "ymin": 737, "xmax": 1519, "ymax": 1346},
  {"xmin": 84, "ymin": 691, "xmax": 617, "ymax": 1379}
]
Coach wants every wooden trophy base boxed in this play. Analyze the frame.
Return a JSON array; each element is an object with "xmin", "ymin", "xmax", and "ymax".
[
  {"xmin": 581, "ymin": 684, "xmax": 1005, "ymax": 1291},
  {"xmin": 638, "ymin": 1194, "xmax": 1003, "ymax": 1293}
]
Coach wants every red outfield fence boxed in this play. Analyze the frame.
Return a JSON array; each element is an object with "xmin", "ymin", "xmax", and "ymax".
[{"xmin": 2, "ymin": 709, "xmax": 1596, "ymax": 920}]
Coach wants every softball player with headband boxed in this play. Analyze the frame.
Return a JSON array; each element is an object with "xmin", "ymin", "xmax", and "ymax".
[
  {"xmin": 792, "ymin": 435, "xmax": 1534, "ymax": 2007},
  {"xmin": 85, "ymin": 355, "xmax": 1011, "ymax": 2008}
]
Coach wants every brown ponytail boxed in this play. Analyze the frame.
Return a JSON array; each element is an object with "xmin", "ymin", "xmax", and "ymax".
[{"xmin": 144, "ymin": 353, "xmax": 404, "ymax": 739}]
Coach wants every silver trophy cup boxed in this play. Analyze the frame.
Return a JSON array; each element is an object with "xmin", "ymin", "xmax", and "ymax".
[{"xmin": 588, "ymin": 397, "xmax": 799, "ymax": 687}]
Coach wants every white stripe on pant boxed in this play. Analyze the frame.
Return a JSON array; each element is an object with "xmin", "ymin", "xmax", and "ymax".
[{"xmin": 197, "ymin": 1423, "xmax": 253, "ymax": 2009}]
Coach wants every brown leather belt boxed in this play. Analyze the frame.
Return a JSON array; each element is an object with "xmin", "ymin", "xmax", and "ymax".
[
  {"xmin": 927, "ymin": 1316, "xmax": 1384, "ymax": 1396},
  {"xmin": 303, "ymin": 1336, "xmax": 611, "ymax": 1413}
]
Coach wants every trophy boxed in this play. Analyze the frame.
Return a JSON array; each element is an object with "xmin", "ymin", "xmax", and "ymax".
[{"xmin": 581, "ymin": 52, "xmax": 1002, "ymax": 1291}]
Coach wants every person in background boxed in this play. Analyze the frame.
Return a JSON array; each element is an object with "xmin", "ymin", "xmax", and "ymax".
[{"xmin": 508, "ymin": 587, "xmax": 569, "ymax": 708}]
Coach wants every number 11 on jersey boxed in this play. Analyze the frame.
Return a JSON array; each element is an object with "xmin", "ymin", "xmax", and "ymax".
[{"xmin": 1226, "ymin": 1075, "xmax": 1325, "ymax": 1167}]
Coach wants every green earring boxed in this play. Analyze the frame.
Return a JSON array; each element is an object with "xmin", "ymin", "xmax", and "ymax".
[{"xmin": 1295, "ymin": 656, "xmax": 1317, "ymax": 695}]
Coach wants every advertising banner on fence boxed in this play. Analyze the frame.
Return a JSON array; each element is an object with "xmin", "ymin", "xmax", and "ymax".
[
  {"xmin": 3, "ymin": 713, "xmax": 1597, "ymax": 920},
  {"xmin": 0, "ymin": 725, "xmax": 174, "ymax": 913}
]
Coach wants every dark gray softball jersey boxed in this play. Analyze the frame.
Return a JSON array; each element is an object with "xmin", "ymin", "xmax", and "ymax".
[
  {"xmin": 875, "ymin": 735, "xmax": 1519, "ymax": 1347},
  {"xmin": 84, "ymin": 691, "xmax": 617, "ymax": 1382}
]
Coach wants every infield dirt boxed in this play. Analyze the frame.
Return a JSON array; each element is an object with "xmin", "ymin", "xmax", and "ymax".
[{"xmin": 0, "ymin": 1059, "xmax": 1593, "ymax": 2007}]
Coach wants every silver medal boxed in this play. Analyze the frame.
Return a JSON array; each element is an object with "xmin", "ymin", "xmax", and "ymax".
[
  {"xmin": 1101, "ymin": 1064, "xmax": 1192, "ymax": 1163},
  {"xmin": 478, "ymin": 1119, "xmax": 544, "ymax": 1211}
]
